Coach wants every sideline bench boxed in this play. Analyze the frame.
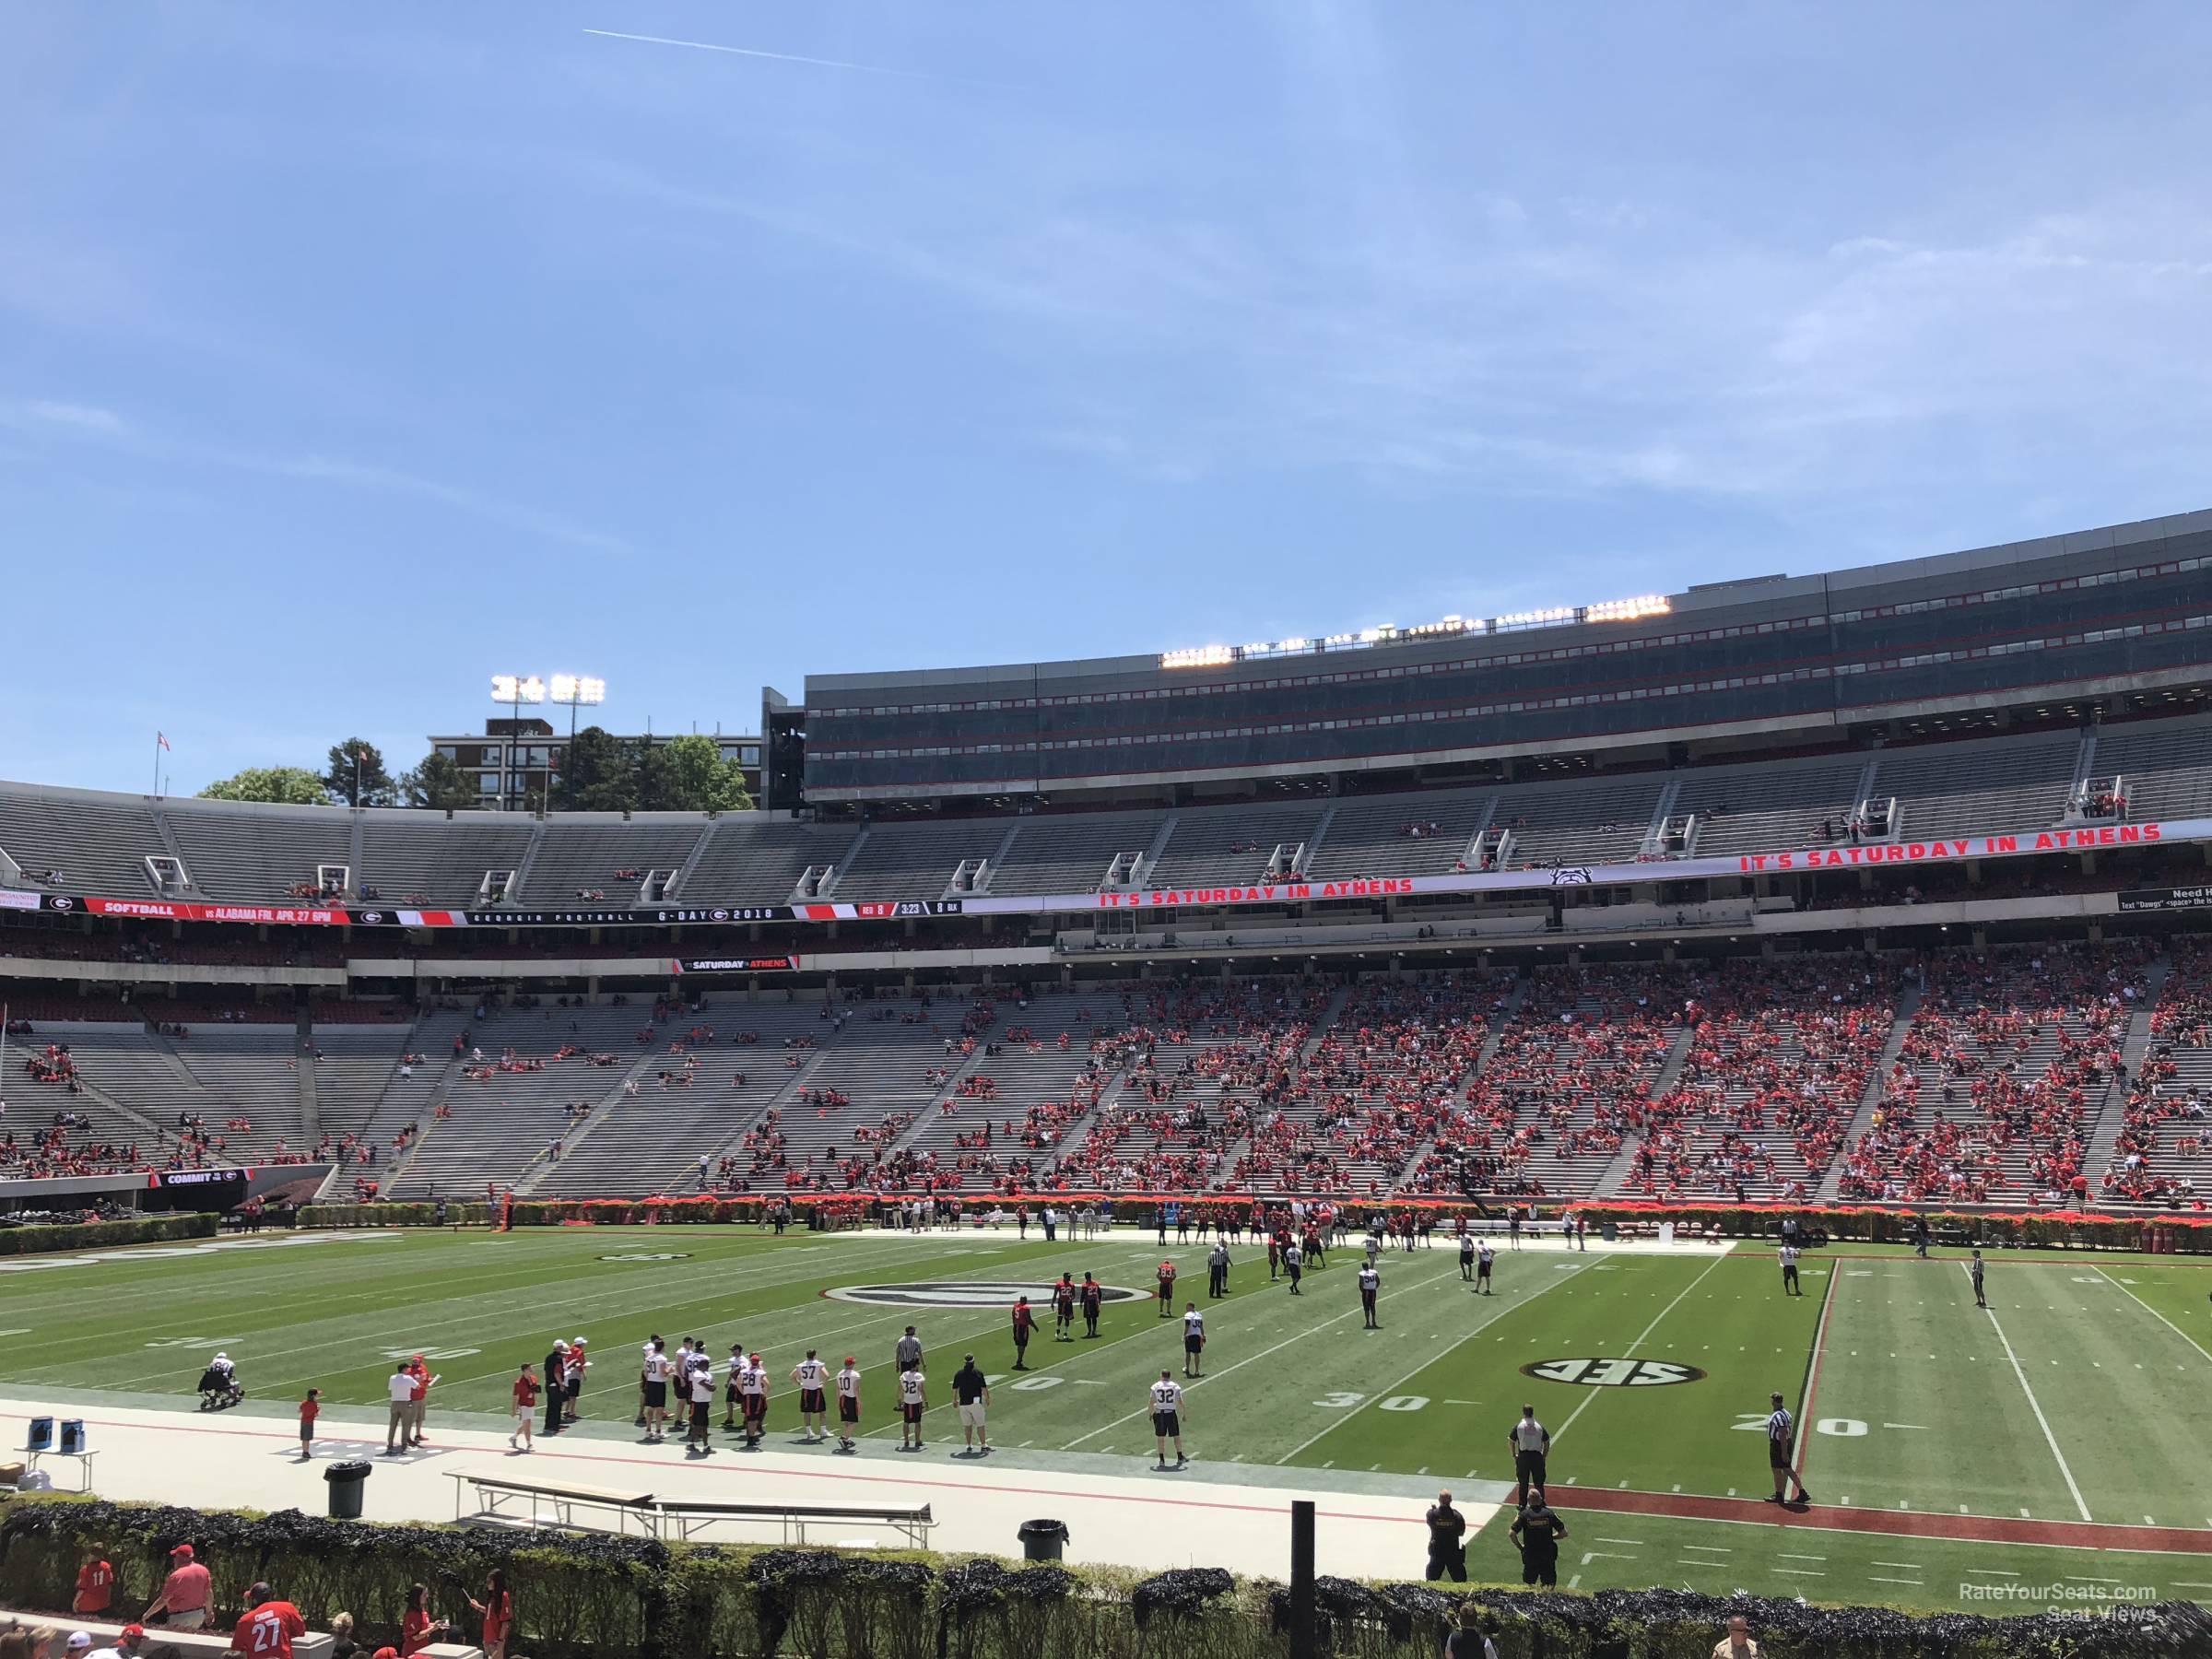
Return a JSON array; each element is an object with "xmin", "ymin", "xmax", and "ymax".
[
  {"xmin": 650, "ymin": 1498, "xmax": 935, "ymax": 1547},
  {"xmin": 449, "ymin": 1468, "xmax": 656, "ymax": 1535}
]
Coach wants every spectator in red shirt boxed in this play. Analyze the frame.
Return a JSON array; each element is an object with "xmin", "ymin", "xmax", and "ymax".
[
  {"xmin": 227, "ymin": 1583, "xmax": 305, "ymax": 1659},
  {"xmin": 144, "ymin": 1543, "xmax": 211, "ymax": 1630},
  {"xmin": 467, "ymin": 1569, "xmax": 514, "ymax": 1659},
  {"xmin": 71, "ymin": 1543, "xmax": 113, "ymax": 1617},
  {"xmin": 400, "ymin": 1583, "xmax": 454, "ymax": 1655}
]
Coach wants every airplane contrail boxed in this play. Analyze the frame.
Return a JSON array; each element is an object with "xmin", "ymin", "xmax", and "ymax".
[{"xmin": 582, "ymin": 28, "xmax": 998, "ymax": 88}]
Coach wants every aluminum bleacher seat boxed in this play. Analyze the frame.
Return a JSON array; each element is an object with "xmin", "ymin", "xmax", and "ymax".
[
  {"xmin": 1488, "ymin": 776, "xmax": 1664, "ymax": 867},
  {"xmin": 988, "ymin": 812, "xmax": 1165, "ymax": 894},
  {"xmin": 833, "ymin": 821, "xmax": 1009, "ymax": 900},
  {"xmin": 1147, "ymin": 805, "xmax": 1328, "ymax": 888},
  {"xmin": 359, "ymin": 814, "xmax": 537, "ymax": 906},
  {"xmin": 1868, "ymin": 731, "xmax": 2078, "ymax": 841},
  {"xmin": 680, "ymin": 819, "xmax": 863, "ymax": 905},
  {"xmin": 1667, "ymin": 758, "xmax": 1866, "ymax": 858},
  {"xmin": 2081, "ymin": 713, "xmax": 2212, "ymax": 822},
  {"xmin": 522, "ymin": 818, "xmax": 711, "ymax": 903},
  {"xmin": 0, "ymin": 786, "xmax": 170, "ymax": 895},
  {"xmin": 163, "ymin": 802, "xmax": 350, "ymax": 901},
  {"xmin": 1306, "ymin": 792, "xmax": 1495, "ymax": 880}
]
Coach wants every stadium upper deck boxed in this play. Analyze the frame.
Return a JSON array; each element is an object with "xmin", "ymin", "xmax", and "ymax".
[{"xmin": 801, "ymin": 507, "xmax": 2212, "ymax": 802}]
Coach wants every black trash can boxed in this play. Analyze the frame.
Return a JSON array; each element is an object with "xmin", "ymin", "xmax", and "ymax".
[
  {"xmin": 1018, "ymin": 1519, "xmax": 1069, "ymax": 1562},
  {"xmin": 324, "ymin": 1459, "xmax": 372, "ymax": 1519}
]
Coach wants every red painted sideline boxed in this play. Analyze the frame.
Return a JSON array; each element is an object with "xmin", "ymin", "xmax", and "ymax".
[{"xmin": 1543, "ymin": 1486, "xmax": 2212, "ymax": 1555}]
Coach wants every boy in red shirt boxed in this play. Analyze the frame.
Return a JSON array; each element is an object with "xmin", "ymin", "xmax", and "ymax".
[
  {"xmin": 228, "ymin": 1582, "xmax": 305, "ymax": 1659},
  {"xmin": 298, "ymin": 1390, "xmax": 320, "ymax": 1461},
  {"xmin": 72, "ymin": 1542, "xmax": 113, "ymax": 1617},
  {"xmin": 510, "ymin": 1362, "xmax": 538, "ymax": 1452}
]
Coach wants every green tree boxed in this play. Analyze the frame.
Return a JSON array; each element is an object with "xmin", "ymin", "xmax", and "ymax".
[
  {"xmin": 198, "ymin": 766, "xmax": 331, "ymax": 806},
  {"xmin": 561, "ymin": 724, "xmax": 637, "ymax": 813},
  {"xmin": 323, "ymin": 738, "xmax": 397, "ymax": 807},
  {"xmin": 646, "ymin": 733, "xmax": 755, "ymax": 814},
  {"xmin": 399, "ymin": 750, "xmax": 478, "ymax": 811}
]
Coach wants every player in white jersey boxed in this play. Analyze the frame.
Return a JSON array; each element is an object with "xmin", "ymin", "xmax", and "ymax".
[
  {"xmin": 1476, "ymin": 1241, "xmax": 1495, "ymax": 1295},
  {"xmin": 1358, "ymin": 1262, "xmax": 1381, "ymax": 1329},
  {"xmin": 1147, "ymin": 1371, "xmax": 1188, "ymax": 1469},
  {"xmin": 641, "ymin": 1340, "xmax": 673, "ymax": 1441},
  {"xmin": 738, "ymin": 1354, "xmax": 770, "ymax": 1449},
  {"xmin": 791, "ymin": 1349, "xmax": 830, "ymax": 1442},
  {"xmin": 834, "ymin": 1357, "xmax": 863, "ymax": 1453},
  {"xmin": 1779, "ymin": 1244, "xmax": 1802, "ymax": 1297},
  {"xmin": 685, "ymin": 1358, "xmax": 714, "ymax": 1453},
  {"xmin": 1364, "ymin": 1231, "xmax": 1383, "ymax": 1266},
  {"xmin": 1181, "ymin": 1304, "xmax": 1206, "ymax": 1378},
  {"xmin": 898, "ymin": 1364, "xmax": 928, "ymax": 1451}
]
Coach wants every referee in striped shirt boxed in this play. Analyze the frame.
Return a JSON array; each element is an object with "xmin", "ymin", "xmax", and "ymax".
[{"xmin": 1763, "ymin": 1393, "xmax": 1809, "ymax": 1505}]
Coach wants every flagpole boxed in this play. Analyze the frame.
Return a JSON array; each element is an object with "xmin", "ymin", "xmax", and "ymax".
[{"xmin": 153, "ymin": 734, "xmax": 159, "ymax": 799}]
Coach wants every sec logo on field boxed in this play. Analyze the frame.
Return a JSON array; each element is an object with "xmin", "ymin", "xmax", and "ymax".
[
  {"xmin": 826, "ymin": 1280, "xmax": 1144, "ymax": 1308},
  {"xmin": 1521, "ymin": 1358, "xmax": 1707, "ymax": 1388}
]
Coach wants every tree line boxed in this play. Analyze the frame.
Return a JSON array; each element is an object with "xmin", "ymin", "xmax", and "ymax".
[{"xmin": 196, "ymin": 732, "xmax": 752, "ymax": 814}]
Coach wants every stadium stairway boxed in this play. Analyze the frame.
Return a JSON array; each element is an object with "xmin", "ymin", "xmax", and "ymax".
[
  {"xmin": 1383, "ymin": 975, "xmax": 1529, "ymax": 1192},
  {"xmin": 506, "ymin": 1041, "xmax": 688, "ymax": 1196},
  {"xmin": 1213, "ymin": 985, "xmax": 1352, "ymax": 1194},
  {"xmin": 533, "ymin": 999, "xmax": 838, "ymax": 1197},
  {"xmin": 1816, "ymin": 982, "xmax": 1925, "ymax": 1202},
  {"xmin": 1591, "ymin": 1008, "xmax": 1703, "ymax": 1195},
  {"xmin": 675, "ymin": 1047, "xmax": 830, "ymax": 1193},
  {"xmin": 293, "ymin": 1006, "xmax": 319, "ymax": 1145},
  {"xmin": 2085, "ymin": 953, "xmax": 2172, "ymax": 1182}
]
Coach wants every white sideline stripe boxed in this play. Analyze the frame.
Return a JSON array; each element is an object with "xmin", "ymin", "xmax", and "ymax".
[
  {"xmin": 1550, "ymin": 1250, "xmax": 1731, "ymax": 1447},
  {"xmin": 1974, "ymin": 1265, "xmax": 2091, "ymax": 1523},
  {"xmin": 1273, "ymin": 1259, "xmax": 1600, "ymax": 1465},
  {"xmin": 2094, "ymin": 1266, "xmax": 2212, "ymax": 1369}
]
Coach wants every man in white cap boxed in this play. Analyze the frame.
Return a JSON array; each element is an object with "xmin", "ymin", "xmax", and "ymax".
[
  {"xmin": 64, "ymin": 1632, "xmax": 92, "ymax": 1658},
  {"xmin": 542, "ymin": 1339, "xmax": 570, "ymax": 1437},
  {"xmin": 563, "ymin": 1336, "xmax": 589, "ymax": 1424}
]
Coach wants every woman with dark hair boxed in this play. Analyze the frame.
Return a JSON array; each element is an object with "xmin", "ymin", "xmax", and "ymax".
[
  {"xmin": 399, "ymin": 1584, "xmax": 451, "ymax": 1655},
  {"xmin": 467, "ymin": 1568, "xmax": 513, "ymax": 1659}
]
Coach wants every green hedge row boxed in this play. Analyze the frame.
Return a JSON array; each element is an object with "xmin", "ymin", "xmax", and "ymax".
[
  {"xmin": 0, "ymin": 1213, "xmax": 217, "ymax": 1257},
  {"xmin": 3, "ymin": 1496, "xmax": 2204, "ymax": 1659}
]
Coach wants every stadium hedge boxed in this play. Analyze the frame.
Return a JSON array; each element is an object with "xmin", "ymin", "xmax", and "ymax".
[
  {"xmin": 298, "ymin": 1194, "xmax": 2212, "ymax": 1252},
  {"xmin": 0, "ymin": 1212, "xmax": 216, "ymax": 1256},
  {"xmin": 2, "ymin": 1496, "xmax": 2205, "ymax": 1659}
]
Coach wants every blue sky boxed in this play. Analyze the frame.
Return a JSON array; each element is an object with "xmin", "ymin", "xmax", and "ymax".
[{"xmin": 7, "ymin": 3, "xmax": 2212, "ymax": 794}]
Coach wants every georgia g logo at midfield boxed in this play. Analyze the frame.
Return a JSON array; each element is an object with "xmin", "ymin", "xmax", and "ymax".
[
  {"xmin": 1521, "ymin": 1357, "xmax": 1707, "ymax": 1388},
  {"xmin": 827, "ymin": 1280, "xmax": 1144, "ymax": 1308}
]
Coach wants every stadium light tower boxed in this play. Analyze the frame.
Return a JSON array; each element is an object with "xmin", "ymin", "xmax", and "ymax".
[
  {"xmin": 489, "ymin": 674, "xmax": 546, "ymax": 812},
  {"xmin": 548, "ymin": 675, "xmax": 606, "ymax": 812}
]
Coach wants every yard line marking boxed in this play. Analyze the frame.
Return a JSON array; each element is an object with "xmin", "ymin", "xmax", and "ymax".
[
  {"xmin": 2095, "ymin": 1266, "xmax": 2212, "ymax": 1369},
  {"xmin": 1974, "ymin": 1265, "xmax": 2090, "ymax": 1523},
  {"xmin": 1777, "ymin": 1552, "xmax": 1825, "ymax": 1561},
  {"xmin": 1065, "ymin": 1251, "xmax": 1469, "ymax": 1453},
  {"xmin": 1873, "ymin": 1560, "xmax": 1923, "ymax": 1570},
  {"xmin": 1272, "ymin": 1256, "xmax": 1599, "ymax": 1465},
  {"xmin": 1774, "ymin": 1569, "xmax": 1825, "ymax": 1577},
  {"xmin": 1869, "ymin": 1577, "xmax": 1922, "ymax": 1586},
  {"xmin": 1681, "ymin": 1544, "xmax": 1732, "ymax": 1554},
  {"xmin": 1965, "ymin": 1570, "xmax": 2020, "ymax": 1579},
  {"xmin": 1550, "ymin": 1252, "xmax": 1730, "ymax": 1447},
  {"xmin": 1566, "ymin": 1574, "xmax": 1582, "ymax": 1589},
  {"xmin": 1595, "ymin": 1536, "xmax": 1643, "ymax": 1546},
  {"xmin": 1792, "ymin": 1253, "xmax": 1842, "ymax": 1488}
]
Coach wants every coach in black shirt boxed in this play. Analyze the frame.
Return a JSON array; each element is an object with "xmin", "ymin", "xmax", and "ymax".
[
  {"xmin": 951, "ymin": 1355, "xmax": 990, "ymax": 1456},
  {"xmin": 1423, "ymin": 1489, "xmax": 1467, "ymax": 1581},
  {"xmin": 542, "ymin": 1340, "xmax": 569, "ymax": 1437}
]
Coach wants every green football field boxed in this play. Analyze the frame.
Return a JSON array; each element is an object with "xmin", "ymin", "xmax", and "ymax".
[{"xmin": 6, "ymin": 1223, "xmax": 2211, "ymax": 1613}]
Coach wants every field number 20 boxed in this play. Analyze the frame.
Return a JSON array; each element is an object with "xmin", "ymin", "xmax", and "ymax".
[{"xmin": 1312, "ymin": 1392, "xmax": 1430, "ymax": 1412}]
